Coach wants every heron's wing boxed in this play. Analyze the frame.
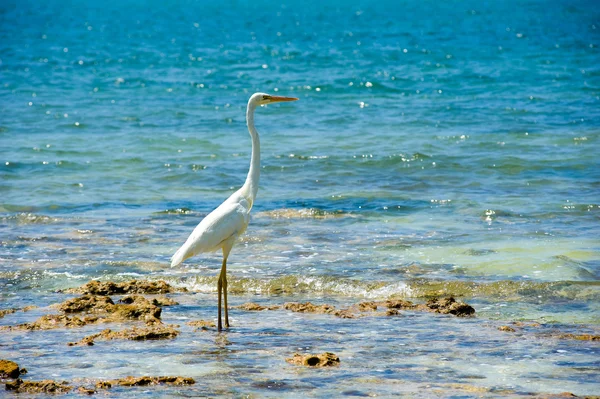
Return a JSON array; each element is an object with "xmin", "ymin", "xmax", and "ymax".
[{"xmin": 171, "ymin": 201, "xmax": 249, "ymax": 267}]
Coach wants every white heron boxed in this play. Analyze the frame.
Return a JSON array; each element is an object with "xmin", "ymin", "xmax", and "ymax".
[{"xmin": 170, "ymin": 92, "xmax": 298, "ymax": 331}]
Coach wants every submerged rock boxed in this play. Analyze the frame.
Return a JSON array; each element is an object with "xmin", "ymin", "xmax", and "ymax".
[
  {"xmin": 66, "ymin": 279, "xmax": 181, "ymax": 295},
  {"xmin": 237, "ymin": 302, "xmax": 280, "ymax": 311},
  {"xmin": 238, "ymin": 302, "xmax": 267, "ymax": 311},
  {"xmin": 556, "ymin": 333, "xmax": 600, "ymax": 341},
  {"xmin": 95, "ymin": 375, "xmax": 195, "ymax": 389},
  {"xmin": 286, "ymin": 352, "xmax": 340, "ymax": 367},
  {"xmin": 187, "ymin": 320, "xmax": 216, "ymax": 330},
  {"xmin": 425, "ymin": 297, "xmax": 475, "ymax": 317},
  {"xmin": 152, "ymin": 296, "xmax": 179, "ymax": 307},
  {"xmin": 0, "ymin": 359, "xmax": 24, "ymax": 379},
  {"xmin": 498, "ymin": 325, "xmax": 516, "ymax": 332},
  {"xmin": 3, "ymin": 314, "xmax": 98, "ymax": 331},
  {"xmin": 358, "ymin": 302, "xmax": 378, "ymax": 311},
  {"xmin": 0, "ymin": 309, "xmax": 17, "ymax": 319},
  {"xmin": 284, "ymin": 302, "xmax": 336, "ymax": 314},
  {"xmin": 67, "ymin": 325, "xmax": 179, "ymax": 346},
  {"xmin": 385, "ymin": 299, "xmax": 417, "ymax": 310},
  {"xmin": 5, "ymin": 378, "xmax": 72, "ymax": 394}
]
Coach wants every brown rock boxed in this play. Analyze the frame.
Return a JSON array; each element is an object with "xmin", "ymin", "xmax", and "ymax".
[
  {"xmin": 59, "ymin": 295, "xmax": 114, "ymax": 313},
  {"xmin": 187, "ymin": 320, "xmax": 216, "ymax": 330},
  {"xmin": 7, "ymin": 314, "xmax": 98, "ymax": 331},
  {"xmin": 358, "ymin": 302, "xmax": 378, "ymax": 311},
  {"xmin": 332, "ymin": 309, "xmax": 356, "ymax": 319},
  {"xmin": 67, "ymin": 325, "xmax": 179, "ymax": 346},
  {"xmin": 77, "ymin": 386, "xmax": 96, "ymax": 395},
  {"xmin": 238, "ymin": 302, "xmax": 267, "ymax": 311},
  {"xmin": 152, "ymin": 296, "xmax": 179, "ymax": 307},
  {"xmin": 283, "ymin": 302, "xmax": 335, "ymax": 314},
  {"xmin": 67, "ymin": 279, "xmax": 181, "ymax": 295},
  {"xmin": 0, "ymin": 359, "xmax": 21, "ymax": 379},
  {"xmin": 5, "ymin": 378, "xmax": 72, "ymax": 394},
  {"xmin": 385, "ymin": 299, "xmax": 416, "ymax": 310},
  {"xmin": 498, "ymin": 326, "xmax": 516, "ymax": 332},
  {"xmin": 286, "ymin": 352, "xmax": 340, "ymax": 367},
  {"xmin": 556, "ymin": 334, "xmax": 600, "ymax": 341},
  {"xmin": 386, "ymin": 309, "xmax": 401, "ymax": 316},
  {"xmin": 110, "ymin": 295, "xmax": 162, "ymax": 322},
  {"xmin": 425, "ymin": 297, "xmax": 475, "ymax": 317},
  {"xmin": 0, "ymin": 309, "xmax": 17, "ymax": 319},
  {"xmin": 22, "ymin": 305, "xmax": 38, "ymax": 312},
  {"xmin": 95, "ymin": 376, "xmax": 195, "ymax": 389}
]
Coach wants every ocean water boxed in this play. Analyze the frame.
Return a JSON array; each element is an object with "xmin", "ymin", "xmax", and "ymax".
[{"xmin": 1, "ymin": 0, "xmax": 599, "ymax": 396}]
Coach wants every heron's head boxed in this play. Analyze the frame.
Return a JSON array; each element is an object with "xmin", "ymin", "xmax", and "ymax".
[{"xmin": 250, "ymin": 92, "xmax": 299, "ymax": 107}]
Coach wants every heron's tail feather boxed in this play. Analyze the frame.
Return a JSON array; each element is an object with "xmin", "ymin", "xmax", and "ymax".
[{"xmin": 170, "ymin": 246, "xmax": 190, "ymax": 267}]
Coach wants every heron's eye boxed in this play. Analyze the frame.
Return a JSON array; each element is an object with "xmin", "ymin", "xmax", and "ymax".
[{"xmin": 262, "ymin": 95, "xmax": 270, "ymax": 100}]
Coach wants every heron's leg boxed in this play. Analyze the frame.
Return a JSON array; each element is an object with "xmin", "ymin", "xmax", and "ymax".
[
  {"xmin": 217, "ymin": 256, "xmax": 229, "ymax": 330},
  {"xmin": 223, "ymin": 261, "xmax": 229, "ymax": 328},
  {"xmin": 217, "ymin": 264, "xmax": 223, "ymax": 331}
]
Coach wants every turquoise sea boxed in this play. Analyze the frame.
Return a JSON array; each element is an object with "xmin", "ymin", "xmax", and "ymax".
[{"xmin": 1, "ymin": 0, "xmax": 599, "ymax": 397}]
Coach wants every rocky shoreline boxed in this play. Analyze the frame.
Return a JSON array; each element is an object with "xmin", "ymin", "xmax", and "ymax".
[{"xmin": 1, "ymin": 279, "xmax": 598, "ymax": 396}]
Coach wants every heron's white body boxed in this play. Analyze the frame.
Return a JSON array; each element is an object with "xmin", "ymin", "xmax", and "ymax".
[
  {"xmin": 169, "ymin": 92, "xmax": 297, "ymax": 330},
  {"xmin": 170, "ymin": 190, "xmax": 252, "ymax": 267}
]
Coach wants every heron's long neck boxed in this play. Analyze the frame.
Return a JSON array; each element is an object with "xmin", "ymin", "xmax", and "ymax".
[{"xmin": 242, "ymin": 103, "xmax": 260, "ymax": 204}]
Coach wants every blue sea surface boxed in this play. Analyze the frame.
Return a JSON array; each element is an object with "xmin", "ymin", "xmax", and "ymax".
[{"xmin": 1, "ymin": 0, "xmax": 599, "ymax": 397}]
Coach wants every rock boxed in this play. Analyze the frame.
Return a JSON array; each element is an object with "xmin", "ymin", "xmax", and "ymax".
[
  {"xmin": 286, "ymin": 352, "xmax": 340, "ymax": 367},
  {"xmin": 5, "ymin": 314, "xmax": 98, "ymax": 331},
  {"xmin": 152, "ymin": 296, "xmax": 179, "ymax": 307},
  {"xmin": 332, "ymin": 309, "xmax": 355, "ymax": 319},
  {"xmin": 556, "ymin": 333, "xmax": 600, "ymax": 341},
  {"xmin": 3, "ymin": 294, "xmax": 165, "ymax": 332},
  {"xmin": 67, "ymin": 279, "xmax": 181, "ymax": 295},
  {"xmin": 22, "ymin": 305, "xmax": 38, "ymax": 312},
  {"xmin": 110, "ymin": 295, "xmax": 162, "ymax": 322},
  {"xmin": 67, "ymin": 336, "xmax": 96, "ymax": 347},
  {"xmin": 187, "ymin": 320, "xmax": 216, "ymax": 330},
  {"xmin": 358, "ymin": 302, "xmax": 378, "ymax": 311},
  {"xmin": 59, "ymin": 295, "xmax": 114, "ymax": 313},
  {"xmin": 283, "ymin": 302, "xmax": 335, "ymax": 314},
  {"xmin": 0, "ymin": 359, "xmax": 21, "ymax": 379},
  {"xmin": 386, "ymin": 309, "xmax": 401, "ymax": 316},
  {"xmin": 238, "ymin": 302, "xmax": 267, "ymax": 311},
  {"xmin": 425, "ymin": 297, "xmax": 475, "ymax": 317},
  {"xmin": 385, "ymin": 299, "xmax": 416, "ymax": 310},
  {"xmin": 67, "ymin": 325, "xmax": 179, "ymax": 346},
  {"xmin": 237, "ymin": 303, "xmax": 280, "ymax": 311},
  {"xmin": 498, "ymin": 326, "xmax": 516, "ymax": 332},
  {"xmin": 0, "ymin": 309, "xmax": 17, "ymax": 319},
  {"xmin": 5, "ymin": 378, "xmax": 72, "ymax": 394},
  {"xmin": 77, "ymin": 386, "xmax": 96, "ymax": 395},
  {"xmin": 95, "ymin": 376, "xmax": 195, "ymax": 389},
  {"xmin": 283, "ymin": 302, "xmax": 354, "ymax": 319}
]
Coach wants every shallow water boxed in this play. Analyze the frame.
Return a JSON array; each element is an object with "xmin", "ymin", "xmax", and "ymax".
[{"xmin": 1, "ymin": 0, "xmax": 599, "ymax": 397}]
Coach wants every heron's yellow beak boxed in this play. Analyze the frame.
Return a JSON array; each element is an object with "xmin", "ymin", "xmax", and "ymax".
[{"xmin": 266, "ymin": 95, "xmax": 299, "ymax": 103}]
